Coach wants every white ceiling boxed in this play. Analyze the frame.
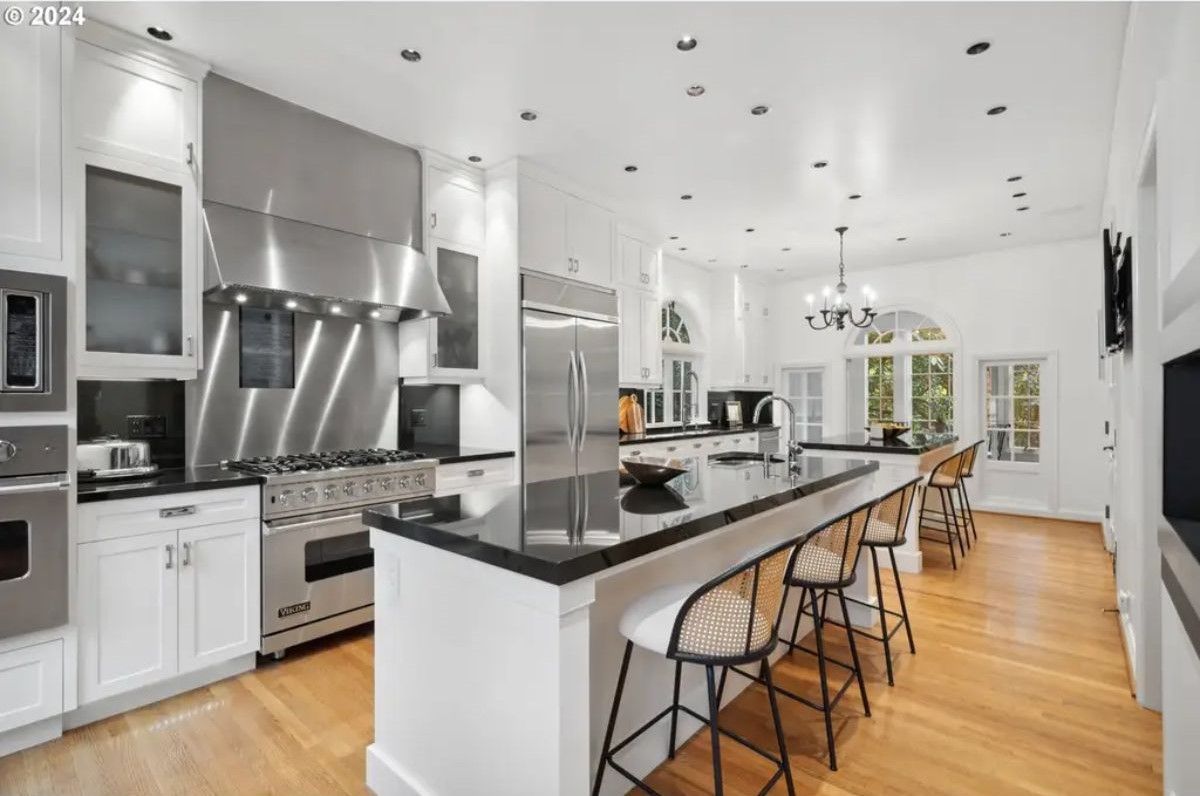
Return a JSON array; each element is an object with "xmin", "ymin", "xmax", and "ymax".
[{"xmin": 87, "ymin": 1, "xmax": 1129, "ymax": 279}]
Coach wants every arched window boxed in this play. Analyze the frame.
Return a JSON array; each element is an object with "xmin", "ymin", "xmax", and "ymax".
[
  {"xmin": 845, "ymin": 307, "xmax": 958, "ymax": 435},
  {"xmin": 661, "ymin": 301, "xmax": 692, "ymax": 344}
]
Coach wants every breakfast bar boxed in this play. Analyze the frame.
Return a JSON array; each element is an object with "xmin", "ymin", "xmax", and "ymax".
[{"xmin": 362, "ymin": 454, "xmax": 904, "ymax": 796}]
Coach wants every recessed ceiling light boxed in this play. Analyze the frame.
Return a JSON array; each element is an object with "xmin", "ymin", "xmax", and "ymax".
[
  {"xmin": 1012, "ymin": 191, "xmax": 1026, "ymax": 198},
  {"xmin": 234, "ymin": 293, "xmax": 248, "ymax": 304},
  {"xmin": 707, "ymin": 258, "xmax": 717, "ymax": 263},
  {"xmin": 680, "ymin": 194, "xmax": 693, "ymax": 200},
  {"xmin": 750, "ymin": 105, "xmax": 770, "ymax": 116},
  {"xmin": 849, "ymin": 193, "xmax": 862, "ymax": 200},
  {"xmin": 668, "ymin": 235, "xmax": 679, "ymax": 240},
  {"xmin": 966, "ymin": 41, "xmax": 991, "ymax": 56},
  {"xmin": 400, "ymin": 49, "xmax": 422, "ymax": 63},
  {"xmin": 1000, "ymin": 232, "xmax": 1013, "ymax": 237},
  {"xmin": 740, "ymin": 264, "xmax": 749, "ymax": 269},
  {"xmin": 896, "ymin": 237, "xmax": 908, "ymax": 242},
  {"xmin": 624, "ymin": 165, "xmax": 638, "ymax": 173},
  {"xmin": 370, "ymin": 310, "xmax": 382, "ymax": 319},
  {"xmin": 520, "ymin": 110, "xmax": 538, "ymax": 121},
  {"xmin": 679, "ymin": 246, "xmax": 688, "ymax": 251},
  {"xmin": 676, "ymin": 35, "xmax": 698, "ymax": 52},
  {"xmin": 987, "ymin": 105, "xmax": 1008, "ymax": 116},
  {"xmin": 745, "ymin": 227, "xmax": 755, "ymax": 233},
  {"xmin": 468, "ymin": 155, "xmax": 482, "ymax": 163},
  {"xmin": 1016, "ymin": 206, "xmax": 1030, "ymax": 212},
  {"xmin": 1007, "ymin": 175, "xmax": 1022, "ymax": 182},
  {"xmin": 781, "ymin": 247, "xmax": 791, "ymax": 252},
  {"xmin": 776, "ymin": 267, "xmax": 785, "ymax": 272},
  {"xmin": 686, "ymin": 85, "xmax": 706, "ymax": 97},
  {"xmin": 812, "ymin": 160, "xmax": 829, "ymax": 169},
  {"xmin": 285, "ymin": 299, "xmax": 298, "ymax": 310},
  {"xmin": 146, "ymin": 26, "xmax": 173, "ymax": 42}
]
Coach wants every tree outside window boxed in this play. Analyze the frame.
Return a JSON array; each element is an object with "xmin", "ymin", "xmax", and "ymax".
[
  {"xmin": 985, "ymin": 362, "xmax": 1041, "ymax": 462},
  {"xmin": 911, "ymin": 353, "xmax": 954, "ymax": 434},
  {"xmin": 866, "ymin": 356, "xmax": 895, "ymax": 424}
]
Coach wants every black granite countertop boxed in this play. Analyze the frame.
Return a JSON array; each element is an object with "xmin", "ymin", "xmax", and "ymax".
[
  {"xmin": 364, "ymin": 453, "xmax": 878, "ymax": 585},
  {"xmin": 619, "ymin": 424, "xmax": 776, "ymax": 446},
  {"xmin": 416, "ymin": 444, "xmax": 515, "ymax": 465},
  {"xmin": 801, "ymin": 431, "xmax": 959, "ymax": 455},
  {"xmin": 77, "ymin": 464, "xmax": 263, "ymax": 504}
]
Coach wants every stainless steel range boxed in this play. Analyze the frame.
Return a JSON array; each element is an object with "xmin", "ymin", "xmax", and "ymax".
[{"xmin": 224, "ymin": 448, "xmax": 436, "ymax": 657}]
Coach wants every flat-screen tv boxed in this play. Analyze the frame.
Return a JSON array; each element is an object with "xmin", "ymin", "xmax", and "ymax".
[{"xmin": 1102, "ymin": 228, "xmax": 1131, "ymax": 353}]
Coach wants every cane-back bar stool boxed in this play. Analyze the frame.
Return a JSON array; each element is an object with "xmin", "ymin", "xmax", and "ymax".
[
  {"xmin": 954, "ymin": 439, "xmax": 985, "ymax": 545},
  {"xmin": 593, "ymin": 536, "xmax": 800, "ymax": 796},
  {"xmin": 825, "ymin": 478, "xmax": 922, "ymax": 686},
  {"xmin": 918, "ymin": 449, "xmax": 969, "ymax": 569},
  {"xmin": 720, "ymin": 499, "xmax": 878, "ymax": 772}
]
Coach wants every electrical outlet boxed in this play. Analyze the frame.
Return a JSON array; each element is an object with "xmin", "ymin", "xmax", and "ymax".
[{"xmin": 126, "ymin": 414, "xmax": 167, "ymax": 439}]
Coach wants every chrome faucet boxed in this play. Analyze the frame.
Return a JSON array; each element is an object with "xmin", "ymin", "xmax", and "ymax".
[
  {"xmin": 752, "ymin": 394, "xmax": 801, "ymax": 471},
  {"xmin": 684, "ymin": 370, "xmax": 702, "ymax": 431}
]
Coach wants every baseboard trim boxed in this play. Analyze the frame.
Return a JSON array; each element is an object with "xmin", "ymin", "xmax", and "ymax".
[
  {"xmin": 65, "ymin": 653, "xmax": 256, "ymax": 730},
  {"xmin": 1118, "ymin": 609, "xmax": 1138, "ymax": 698},
  {"xmin": 878, "ymin": 547, "xmax": 922, "ymax": 573},
  {"xmin": 972, "ymin": 501, "xmax": 1103, "ymax": 524},
  {"xmin": 366, "ymin": 743, "xmax": 428, "ymax": 796},
  {"xmin": 0, "ymin": 716, "xmax": 61, "ymax": 758}
]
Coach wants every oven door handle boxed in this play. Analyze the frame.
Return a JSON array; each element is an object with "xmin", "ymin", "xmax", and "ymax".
[
  {"xmin": 0, "ymin": 476, "xmax": 70, "ymax": 495},
  {"xmin": 263, "ymin": 511, "xmax": 364, "ymax": 536}
]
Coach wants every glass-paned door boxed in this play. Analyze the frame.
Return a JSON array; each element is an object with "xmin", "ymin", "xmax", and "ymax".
[
  {"xmin": 984, "ymin": 361, "xmax": 1042, "ymax": 463},
  {"xmin": 783, "ymin": 366, "xmax": 824, "ymax": 442}
]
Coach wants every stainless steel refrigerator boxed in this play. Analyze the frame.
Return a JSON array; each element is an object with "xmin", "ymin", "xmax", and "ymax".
[{"xmin": 521, "ymin": 271, "xmax": 619, "ymax": 484}]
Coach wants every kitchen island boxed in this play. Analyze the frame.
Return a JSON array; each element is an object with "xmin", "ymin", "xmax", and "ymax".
[
  {"xmin": 801, "ymin": 431, "xmax": 960, "ymax": 572},
  {"xmin": 363, "ymin": 453, "xmax": 903, "ymax": 796}
]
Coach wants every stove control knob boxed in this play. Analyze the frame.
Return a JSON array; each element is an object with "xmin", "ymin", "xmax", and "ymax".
[
  {"xmin": 324, "ymin": 485, "xmax": 338, "ymax": 500},
  {"xmin": 279, "ymin": 490, "xmax": 293, "ymax": 506},
  {"xmin": 398, "ymin": 475, "xmax": 410, "ymax": 489},
  {"xmin": 380, "ymin": 476, "xmax": 395, "ymax": 491},
  {"xmin": 343, "ymin": 483, "xmax": 356, "ymax": 497},
  {"xmin": 414, "ymin": 473, "xmax": 427, "ymax": 487},
  {"xmin": 362, "ymin": 480, "xmax": 375, "ymax": 494},
  {"xmin": 301, "ymin": 487, "xmax": 317, "ymax": 503}
]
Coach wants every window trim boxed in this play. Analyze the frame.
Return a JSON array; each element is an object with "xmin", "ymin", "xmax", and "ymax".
[
  {"xmin": 976, "ymin": 354, "xmax": 1055, "ymax": 475},
  {"xmin": 645, "ymin": 352, "xmax": 707, "ymax": 428}
]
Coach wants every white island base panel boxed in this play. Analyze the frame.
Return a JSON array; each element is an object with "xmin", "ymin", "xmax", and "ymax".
[{"xmin": 367, "ymin": 470, "xmax": 904, "ymax": 796}]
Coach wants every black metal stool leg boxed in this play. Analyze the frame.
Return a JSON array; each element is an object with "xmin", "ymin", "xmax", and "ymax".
[
  {"xmin": 837, "ymin": 588, "xmax": 870, "ymax": 716},
  {"xmin": 716, "ymin": 666, "xmax": 728, "ymax": 706},
  {"xmin": 948, "ymin": 487, "xmax": 967, "ymax": 558},
  {"xmin": 786, "ymin": 585, "xmax": 804, "ymax": 654},
  {"xmin": 937, "ymin": 487, "xmax": 958, "ymax": 570},
  {"xmin": 820, "ymin": 589, "xmax": 830, "ymax": 628},
  {"xmin": 960, "ymin": 481, "xmax": 979, "ymax": 542},
  {"xmin": 668, "ymin": 660, "xmax": 682, "ymax": 759},
  {"xmin": 809, "ymin": 587, "xmax": 838, "ymax": 771},
  {"xmin": 593, "ymin": 640, "xmax": 633, "ymax": 796},
  {"xmin": 889, "ymin": 547, "xmax": 916, "ymax": 654},
  {"xmin": 953, "ymin": 487, "xmax": 972, "ymax": 552},
  {"xmin": 870, "ymin": 546, "xmax": 895, "ymax": 686},
  {"xmin": 761, "ymin": 658, "xmax": 796, "ymax": 795},
  {"xmin": 705, "ymin": 665, "xmax": 724, "ymax": 795}
]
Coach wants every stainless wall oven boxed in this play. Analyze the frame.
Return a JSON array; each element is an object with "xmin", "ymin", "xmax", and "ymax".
[
  {"xmin": 1, "ymin": 269, "xmax": 66, "ymax": 412},
  {"xmin": 0, "ymin": 425, "xmax": 69, "ymax": 639}
]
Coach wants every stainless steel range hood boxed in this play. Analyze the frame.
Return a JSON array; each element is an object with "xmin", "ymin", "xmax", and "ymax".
[{"xmin": 202, "ymin": 74, "xmax": 449, "ymax": 322}]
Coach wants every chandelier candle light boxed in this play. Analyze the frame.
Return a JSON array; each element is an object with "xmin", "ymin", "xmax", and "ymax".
[{"xmin": 805, "ymin": 226, "xmax": 878, "ymax": 331}]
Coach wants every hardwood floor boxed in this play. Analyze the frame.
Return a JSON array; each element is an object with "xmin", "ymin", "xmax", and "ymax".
[{"xmin": 0, "ymin": 512, "xmax": 1161, "ymax": 795}]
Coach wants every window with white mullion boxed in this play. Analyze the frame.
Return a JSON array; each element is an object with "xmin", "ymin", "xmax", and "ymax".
[
  {"xmin": 984, "ymin": 361, "xmax": 1041, "ymax": 463},
  {"xmin": 645, "ymin": 354, "xmax": 702, "ymax": 427},
  {"xmin": 783, "ymin": 367, "xmax": 824, "ymax": 442}
]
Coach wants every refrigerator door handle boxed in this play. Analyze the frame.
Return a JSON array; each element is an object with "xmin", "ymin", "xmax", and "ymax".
[
  {"xmin": 567, "ymin": 351, "xmax": 579, "ymax": 452},
  {"xmin": 578, "ymin": 351, "xmax": 590, "ymax": 450}
]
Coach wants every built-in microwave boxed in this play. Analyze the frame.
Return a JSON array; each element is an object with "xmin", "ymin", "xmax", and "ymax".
[{"xmin": 0, "ymin": 269, "xmax": 66, "ymax": 412}]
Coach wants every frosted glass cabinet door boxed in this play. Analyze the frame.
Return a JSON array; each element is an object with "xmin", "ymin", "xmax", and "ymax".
[
  {"xmin": 432, "ymin": 243, "xmax": 479, "ymax": 371},
  {"xmin": 84, "ymin": 163, "xmax": 187, "ymax": 357}
]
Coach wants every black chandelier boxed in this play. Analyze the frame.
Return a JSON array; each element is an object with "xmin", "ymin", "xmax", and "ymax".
[{"xmin": 805, "ymin": 225, "xmax": 877, "ymax": 331}]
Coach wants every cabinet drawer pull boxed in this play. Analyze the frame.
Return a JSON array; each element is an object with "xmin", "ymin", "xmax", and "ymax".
[
  {"xmin": 713, "ymin": 441, "xmax": 722, "ymax": 447},
  {"xmin": 160, "ymin": 505, "xmax": 196, "ymax": 519},
  {"xmin": 467, "ymin": 468, "xmax": 486, "ymax": 478},
  {"xmin": 181, "ymin": 541, "xmax": 192, "ymax": 567},
  {"xmin": 629, "ymin": 450, "xmax": 642, "ymax": 456},
  {"xmin": 666, "ymin": 446, "xmax": 677, "ymax": 452},
  {"xmin": 186, "ymin": 142, "xmax": 195, "ymax": 166},
  {"xmin": 693, "ymin": 442, "xmax": 703, "ymax": 449},
  {"xmin": 430, "ymin": 211, "xmax": 438, "ymax": 229},
  {"xmin": 164, "ymin": 544, "xmax": 174, "ymax": 570},
  {"xmin": 185, "ymin": 336, "xmax": 195, "ymax": 357}
]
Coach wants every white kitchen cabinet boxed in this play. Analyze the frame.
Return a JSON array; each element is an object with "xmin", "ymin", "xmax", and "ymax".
[
  {"xmin": 0, "ymin": 26, "xmax": 61, "ymax": 262},
  {"xmin": 425, "ymin": 156, "xmax": 485, "ymax": 250},
  {"xmin": 77, "ymin": 529, "xmax": 179, "ymax": 704},
  {"xmin": 435, "ymin": 457, "xmax": 516, "ymax": 497},
  {"xmin": 73, "ymin": 37, "xmax": 205, "ymax": 380},
  {"xmin": 74, "ymin": 41, "xmax": 198, "ymax": 175},
  {"xmin": 618, "ymin": 234, "xmax": 660, "ymax": 291},
  {"xmin": 518, "ymin": 173, "xmax": 614, "ymax": 286},
  {"xmin": 0, "ymin": 639, "xmax": 63, "ymax": 736},
  {"xmin": 178, "ymin": 519, "xmax": 259, "ymax": 674},
  {"xmin": 711, "ymin": 275, "xmax": 774, "ymax": 390},
  {"xmin": 398, "ymin": 237, "xmax": 484, "ymax": 381},
  {"xmin": 618, "ymin": 288, "xmax": 663, "ymax": 386},
  {"xmin": 76, "ymin": 486, "xmax": 260, "ymax": 706}
]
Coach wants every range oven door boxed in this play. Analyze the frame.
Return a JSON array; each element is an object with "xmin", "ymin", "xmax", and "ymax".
[{"xmin": 261, "ymin": 508, "xmax": 375, "ymax": 638}]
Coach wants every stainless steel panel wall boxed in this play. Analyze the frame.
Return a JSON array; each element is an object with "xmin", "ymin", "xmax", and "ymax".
[
  {"xmin": 203, "ymin": 74, "xmax": 422, "ymax": 250},
  {"xmin": 186, "ymin": 305, "xmax": 399, "ymax": 465}
]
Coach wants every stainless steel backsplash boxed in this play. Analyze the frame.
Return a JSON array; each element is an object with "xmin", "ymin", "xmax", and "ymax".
[{"xmin": 186, "ymin": 304, "xmax": 399, "ymax": 465}]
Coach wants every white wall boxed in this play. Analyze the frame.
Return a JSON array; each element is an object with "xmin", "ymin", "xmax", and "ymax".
[
  {"xmin": 1100, "ymin": 7, "xmax": 1200, "ymax": 781},
  {"xmin": 769, "ymin": 237, "xmax": 1106, "ymax": 521}
]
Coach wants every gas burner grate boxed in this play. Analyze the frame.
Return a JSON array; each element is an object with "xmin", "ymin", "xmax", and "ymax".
[{"xmin": 225, "ymin": 448, "xmax": 426, "ymax": 474}]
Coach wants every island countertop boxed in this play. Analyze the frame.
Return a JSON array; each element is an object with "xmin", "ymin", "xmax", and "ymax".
[
  {"xmin": 801, "ymin": 431, "xmax": 958, "ymax": 455},
  {"xmin": 363, "ymin": 454, "xmax": 878, "ymax": 585}
]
